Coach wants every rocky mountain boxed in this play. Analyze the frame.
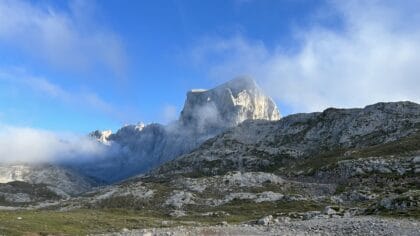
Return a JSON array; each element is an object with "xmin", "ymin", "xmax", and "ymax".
[
  {"xmin": 0, "ymin": 164, "xmax": 97, "ymax": 205},
  {"xmin": 154, "ymin": 101, "xmax": 420, "ymax": 176},
  {"xmin": 79, "ymin": 77, "xmax": 281, "ymax": 182},
  {"xmin": 179, "ymin": 77, "xmax": 280, "ymax": 131},
  {"xmin": 65, "ymin": 101, "xmax": 419, "ymax": 228}
]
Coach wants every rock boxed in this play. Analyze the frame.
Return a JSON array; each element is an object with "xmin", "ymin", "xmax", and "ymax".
[
  {"xmin": 89, "ymin": 129, "xmax": 113, "ymax": 144},
  {"xmin": 412, "ymin": 156, "xmax": 420, "ymax": 164},
  {"xmin": 254, "ymin": 191, "xmax": 284, "ymax": 203},
  {"xmin": 0, "ymin": 164, "xmax": 96, "ymax": 197},
  {"xmin": 179, "ymin": 77, "xmax": 280, "ymax": 130},
  {"xmin": 154, "ymin": 101, "xmax": 420, "ymax": 178},
  {"xmin": 257, "ymin": 215, "xmax": 273, "ymax": 225},
  {"xmin": 354, "ymin": 167, "xmax": 365, "ymax": 176},
  {"xmin": 377, "ymin": 167, "xmax": 392, "ymax": 174},
  {"xmin": 275, "ymin": 216, "xmax": 291, "ymax": 224},
  {"xmin": 169, "ymin": 210, "xmax": 186, "ymax": 218},
  {"xmin": 222, "ymin": 172, "xmax": 284, "ymax": 188},
  {"xmin": 379, "ymin": 197, "xmax": 393, "ymax": 210},
  {"xmin": 218, "ymin": 221, "xmax": 229, "ymax": 226},
  {"xmin": 16, "ymin": 217, "xmax": 22, "ymax": 220},
  {"xmin": 303, "ymin": 211, "xmax": 321, "ymax": 220},
  {"xmin": 323, "ymin": 206, "xmax": 337, "ymax": 215},
  {"xmin": 165, "ymin": 191, "xmax": 195, "ymax": 209},
  {"xmin": 201, "ymin": 211, "xmax": 230, "ymax": 217}
]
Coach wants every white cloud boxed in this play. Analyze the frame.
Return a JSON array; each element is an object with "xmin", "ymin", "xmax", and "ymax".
[
  {"xmin": 189, "ymin": 0, "xmax": 420, "ymax": 113},
  {"xmin": 0, "ymin": 0, "xmax": 127, "ymax": 76},
  {"xmin": 0, "ymin": 125, "xmax": 106, "ymax": 164},
  {"xmin": 0, "ymin": 68, "xmax": 116, "ymax": 116}
]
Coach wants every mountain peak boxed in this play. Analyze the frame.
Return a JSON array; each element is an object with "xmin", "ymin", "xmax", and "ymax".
[{"xmin": 180, "ymin": 77, "xmax": 280, "ymax": 130}]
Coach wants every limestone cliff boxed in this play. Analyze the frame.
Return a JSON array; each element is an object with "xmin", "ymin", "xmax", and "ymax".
[{"xmin": 179, "ymin": 77, "xmax": 280, "ymax": 131}]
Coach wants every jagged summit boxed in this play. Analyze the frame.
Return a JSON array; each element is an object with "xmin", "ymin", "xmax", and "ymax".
[{"xmin": 180, "ymin": 77, "xmax": 280, "ymax": 130}]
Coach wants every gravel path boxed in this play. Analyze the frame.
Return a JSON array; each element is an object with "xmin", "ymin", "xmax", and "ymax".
[{"xmin": 98, "ymin": 216, "xmax": 420, "ymax": 236}]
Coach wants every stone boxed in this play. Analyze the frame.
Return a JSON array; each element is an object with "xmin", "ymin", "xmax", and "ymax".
[
  {"xmin": 303, "ymin": 211, "xmax": 321, "ymax": 220},
  {"xmin": 379, "ymin": 197, "xmax": 393, "ymax": 210},
  {"xmin": 257, "ymin": 215, "xmax": 273, "ymax": 225},
  {"xmin": 218, "ymin": 221, "xmax": 229, "ymax": 226},
  {"xmin": 169, "ymin": 210, "xmax": 187, "ymax": 218},
  {"xmin": 412, "ymin": 156, "xmax": 420, "ymax": 164},
  {"xmin": 323, "ymin": 206, "xmax": 337, "ymax": 215},
  {"xmin": 354, "ymin": 167, "xmax": 365, "ymax": 175},
  {"xmin": 275, "ymin": 217, "xmax": 291, "ymax": 224},
  {"xmin": 165, "ymin": 191, "xmax": 195, "ymax": 209},
  {"xmin": 377, "ymin": 167, "xmax": 392, "ymax": 174}
]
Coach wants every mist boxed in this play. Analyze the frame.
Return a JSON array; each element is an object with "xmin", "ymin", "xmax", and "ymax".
[{"xmin": 0, "ymin": 125, "xmax": 107, "ymax": 164}]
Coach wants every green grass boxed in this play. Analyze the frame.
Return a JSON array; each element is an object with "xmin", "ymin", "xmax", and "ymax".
[
  {"xmin": 353, "ymin": 132, "xmax": 420, "ymax": 158},
  {"xmin": 0, "ymin": 199, "xmax": 324, "ymax": 235},
  {"xmin": 377, "ymin": 209, "xmax": 420, "ymax": 219},
  {"xmin": 181, "ymin": 199, "xmax": 326, "ymax": 224},
  {"xmin": 0, "ymin": 209, "xmax": 168, "ymax": 235}
]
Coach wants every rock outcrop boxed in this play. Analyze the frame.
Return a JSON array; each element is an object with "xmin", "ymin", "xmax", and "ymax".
[{"xmin": 179, "ymin": 77, "xmax": 280, "ymax": 132}]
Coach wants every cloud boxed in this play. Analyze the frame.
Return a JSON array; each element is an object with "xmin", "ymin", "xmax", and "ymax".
[
  {"xmin": 161, "ymin": 105, "xmax": 179, "ymax": 124},
  {"xmin": 0, "ymin": 0, "xmax": 127, "ymax": 76},
  {"xmin": 189, "ymin": 0, "xmax": 420, "ymax": 113},
  {"xmin": 0, "ymin": 68, "xmax": 116, "ymax": 116},
  {"xmin": 0, "ymin": 125, "xmax": 107, "ymax": 164}
]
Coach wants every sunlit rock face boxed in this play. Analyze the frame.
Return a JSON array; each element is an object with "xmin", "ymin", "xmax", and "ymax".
[
  {"xmin": 89, "ymin": 130, "xmax": 113, "ymax": 145},
  {"xmin": 81, "ymin": 77, "xmax": 281, "ymax": 182},
  {"xmin": 180, "ymin": 77, "xmax": 280, "ymax": 132}
]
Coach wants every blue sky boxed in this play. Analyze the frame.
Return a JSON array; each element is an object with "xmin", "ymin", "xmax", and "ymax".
[{"xmin": 1, "ymin": 0, "xmax": 420, "ymax": 133}]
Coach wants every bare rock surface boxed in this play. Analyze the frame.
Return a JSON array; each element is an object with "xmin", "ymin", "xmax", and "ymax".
[{"xmin": 96, "ymin": 216, "xmax": 420, "ymax": 236}]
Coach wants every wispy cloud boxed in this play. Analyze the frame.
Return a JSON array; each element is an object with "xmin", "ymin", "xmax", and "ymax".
[
  {"xmin": 0, "ymin": 0, "xmax": 127, "ymax": 76},
  {"xmin": 189, "ymin": 0, "xmax": 420, "ymax": 113},
  {"xmin": 161, "ymin": 104, "xmax": 179, "ymax": 124},
  {"xmin": 0, "ymin": 125, "xmax": 107, "ymax": 164},
  {"xmin": 0, "ymin": 68, "xmax": 116, "ymax": 117}
]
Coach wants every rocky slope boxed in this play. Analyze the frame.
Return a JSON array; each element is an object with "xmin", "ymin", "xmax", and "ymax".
[
  {"xmin": 0, "ymin": 164, "xmax": 97, "ymax": 205},
  {"xmin": 80, "ymin": 77, "xmax": 281, "ymax": 182},
  {"xmin": 154, "ymin": 101, "xmax": 420, "ymax": 177},
  {"xmin": 64, "ymin": 101, "xmax": 419, "ymax": 230}
]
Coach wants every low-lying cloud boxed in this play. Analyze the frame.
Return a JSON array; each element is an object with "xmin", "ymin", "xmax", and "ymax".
[
  {"xmin": 0, "ymin": 125, "xmax": 107, "ymax": 164},
  {"xmin": 190, "ymin": 0, "xmax": 420, "ymax": 113}
]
